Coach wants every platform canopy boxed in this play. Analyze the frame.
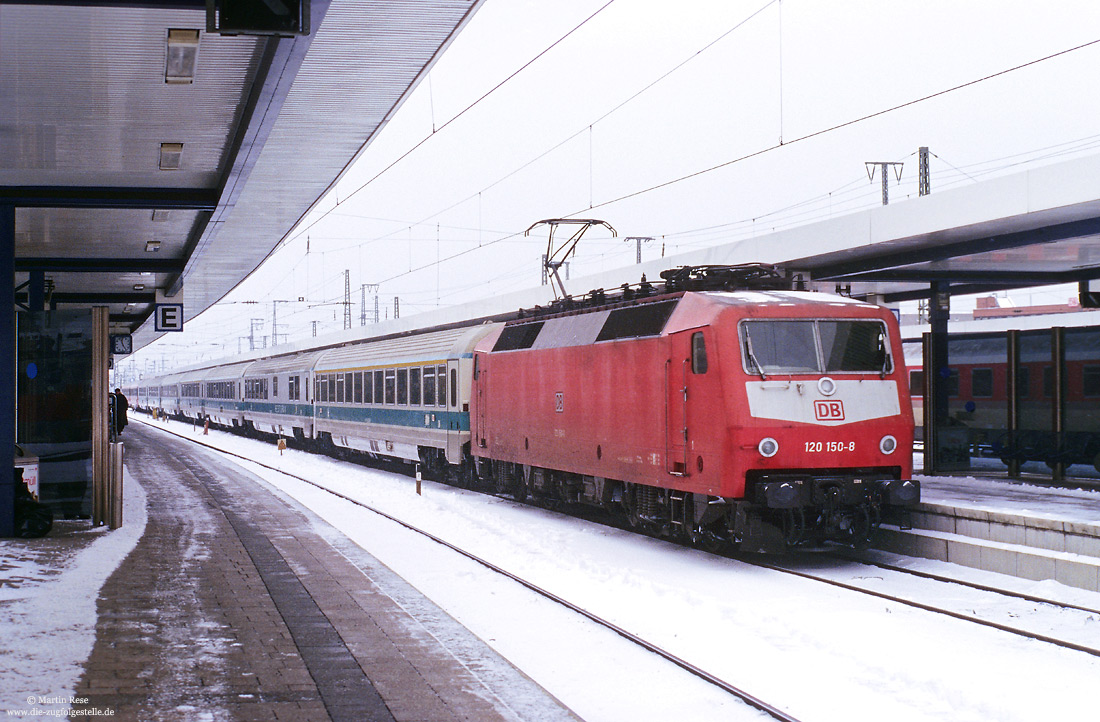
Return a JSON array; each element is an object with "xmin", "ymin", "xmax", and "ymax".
[
  {"xmin": 1, "ymin": 0, "xmax": 484, "ymax": 350},
  {"xmin": 776, "ymin": 154, "xmax": 1100, "ymax": 303}
]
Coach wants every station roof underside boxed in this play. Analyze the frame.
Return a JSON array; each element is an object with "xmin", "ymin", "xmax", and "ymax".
[{"xmin": 1, "ymin": 0, "xmax": 484, "ymax": 350}]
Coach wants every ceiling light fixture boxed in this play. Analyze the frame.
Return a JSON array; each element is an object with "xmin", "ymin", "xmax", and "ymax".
[
  {"xmin": 133, "ymin": 284, "xmax": 145, "ymax": 291},
  {"xmin": 145, "ymin": 240, "xmax": 162, "ymax": 252},
  {"xmin": 159, "ymin": 142, "xmax": 183, "ymax": 170},
  {"xmin": 165, "ymin": 29, "xmax": 200, "ymax": 84},
  {"xmin": 151, "ymin": 209, "xmax": 170, "ymax": 222}
]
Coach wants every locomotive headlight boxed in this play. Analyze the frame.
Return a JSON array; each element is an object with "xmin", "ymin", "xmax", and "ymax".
[
  {"xmin": 758, "ymin": 437, "xmax": 779, "ymax": 458},
  {"xmin": 879, "ymin": 434, "xmax": 897, "ymax": 455}
]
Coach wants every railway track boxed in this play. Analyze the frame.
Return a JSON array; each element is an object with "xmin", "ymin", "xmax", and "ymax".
[
  {"xmin": 834, "ymin": 552, "xmax": 1100, "ymax": 617},
  {"xmin": 145, "ymin": 419, "xmax": 803, "ymax": 722},
  {"xmin": 747, "ymin": 555, "xmax": 1100, "ymax": 659},
  {"xmin": 140, "ymin": 415, "xmax": 1100, "ymax": 697}
]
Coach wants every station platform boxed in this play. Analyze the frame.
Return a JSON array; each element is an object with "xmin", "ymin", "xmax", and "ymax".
[
  {"xmin": 876, "ymin": 472, "xmax": 1100, "ymax": 592},
  {"xmin": 9, "ymin": 424, "xmax": 578, "ymax": 722}
]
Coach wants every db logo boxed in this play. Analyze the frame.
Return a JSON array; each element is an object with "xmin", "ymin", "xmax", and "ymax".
[{"xmin": 814, "ymin": 400, "xmax": 845, "ymax": 421}]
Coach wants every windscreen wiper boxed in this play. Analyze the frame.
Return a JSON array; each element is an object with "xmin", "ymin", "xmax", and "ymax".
[{"xmin": 745, "ymin": 335, "xmax": 768, "ymax": 380}]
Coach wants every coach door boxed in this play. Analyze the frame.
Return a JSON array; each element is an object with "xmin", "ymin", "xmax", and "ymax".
[{"xmin": 446, "ymin": 359, "xmax": 462, "ymax": 464}]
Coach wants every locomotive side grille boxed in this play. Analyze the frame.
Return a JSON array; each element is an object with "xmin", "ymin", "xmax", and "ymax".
[
  {"xmin": 595, "ymin": 300, "xmax": 679, "ymax": 342},
  {"xmin": 493, "ymin": 322, "xmax": 545, "ymax": 351}
]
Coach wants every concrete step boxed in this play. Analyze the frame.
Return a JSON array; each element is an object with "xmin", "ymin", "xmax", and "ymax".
[{"xmin": 874, "ymin": 502, "xmax": 1100, "ymax": 593}]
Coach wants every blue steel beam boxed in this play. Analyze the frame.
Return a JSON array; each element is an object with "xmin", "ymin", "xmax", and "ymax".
[
  {"xmin": 0, "ymin": 187, "xmax": 218, "ymax": 211},
  {"xmin": 16, "ymin": 258, "xmax": 186, "ymax": 273},
  {"xmin": 0, "ymin": 0, "xmax": 204, "ymax": 6},
  {"xmin": 1, "ymin": 205, "xmax": 13, "ymax": 537},
  {"xmin": 15, "ymin": 292, "xmax": 156, "ymax": 304}
]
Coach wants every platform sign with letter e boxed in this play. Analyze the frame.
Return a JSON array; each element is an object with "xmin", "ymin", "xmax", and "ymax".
[{"xmin": 155, "ymin": 303, "xmax": 184, "ymax": 332}]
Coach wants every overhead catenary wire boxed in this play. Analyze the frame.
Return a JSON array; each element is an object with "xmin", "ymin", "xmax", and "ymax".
[
  {"xmin": 567, "ymin": 36, "xmax": 1100, "ymax": 217},
  {"xmin": 142, "ymin": 18, "xmax": 1100, "ymax": 362},
  {"xmin": 328, "ymin": 33, "xmax": 1100, "ymax": 292},
  {"xmin": 275, "ymin": 0, "xmax": 620, "ymax": 255}
]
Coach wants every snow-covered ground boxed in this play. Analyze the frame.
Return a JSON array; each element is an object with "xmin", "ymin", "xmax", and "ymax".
[
  {"xmin": 3, "ymin": 414, "xmax": 1099, "ymax": 721},
  {"xmin": 0, "ymin": 472, "xmax": 146, "ymax": 718},
  {"xmin": 138, "ymin": 416, "xmax": 1100, "ymax": 722}
]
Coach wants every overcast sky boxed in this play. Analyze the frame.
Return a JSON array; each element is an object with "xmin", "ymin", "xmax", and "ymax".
[{"xmin": 126, "ymin": 0, "xmax": 1100, "ymax": 372}]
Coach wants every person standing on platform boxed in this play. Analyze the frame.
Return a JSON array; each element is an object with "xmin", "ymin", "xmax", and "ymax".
[{"xmin": 114, "ymin": 388, "xmax": 128, "ymax": 436}]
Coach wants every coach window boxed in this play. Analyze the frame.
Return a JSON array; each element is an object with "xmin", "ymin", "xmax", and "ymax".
[
  {"xmin": 273, "ymin": 376, "xmax": 278, "ymax": 399},
  {"xmin": 345, "ymin": 373, "xmax": 354, "ymax": 403},
  {"xmin": 423, "ymin": 367, "xmax": 436, "ymax": 406},
  {"xmin": 691, "ymin": 332, "xmax": 708, "ymax": 374},
  {"xmin": 946, "ymin": 369, "xmax": 959, "ymax": 397},
  {"xmin": 971, "ymin": 368, "xmax": 993, "ymax": 398},
  {"xmin": 410, "ymin": 368, "xmax": 421, "ymax": 406},
  {"xmin": 1017, "ymin": 366, "xmax": 1030, "ymax": 398},
  {"xmin": 336, "ymin": 373, "xmax": 345, "ymax": 403},
  {"xmin": 364, "ymin": 372, "xmax": 373, "ymax": 404},
  {"xmin": 376, "ymin": 370, "xmax": 386, "ymax": 404},
  {"xmin": 385, "ymin": 369, "xmax": 396, "ymax": 405},
  {"xmin": 450, "ymin": 368, "xmax": 458, "ymax": 408},
  {"xmin": 438, "ymin": 365, "xmax": 447, "ymax": 407},
  {"xmin": 1084, "ymin": 365, "xmax": 1100, "ymax": 397},
  {"xmin": 354, "ymin": 372, "xmax": 363, "ymax": 403},
  {"xmin": 1042, "ymin": 366, "xmax": 1053, "ymax": 397},
  {"xmin": 397, "ymin": 368, "xmax": 408, "ymax": 406}
]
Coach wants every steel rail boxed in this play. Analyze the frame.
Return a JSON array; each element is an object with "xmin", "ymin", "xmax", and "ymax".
[
  {"xmin": 142, "ymin": 419, "xmax": 802, "ymax": 722},
  {"xmin": 833, "ymin": 553, "xmax": 1100, "ymax": 617},
  {"xmin": 750, "ymin": 558, "xmax": 1100, "ymax": 659}
]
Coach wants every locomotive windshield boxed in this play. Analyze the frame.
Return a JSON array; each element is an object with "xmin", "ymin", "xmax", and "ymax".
[{"xmin": 740, "ymin": 320, "xmax": 891, "ymax": 375}]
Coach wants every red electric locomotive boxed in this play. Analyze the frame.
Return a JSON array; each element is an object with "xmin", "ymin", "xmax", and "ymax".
[{"xmin": 470, "ymin": 265, "xmax": 919, "ymax": 552}]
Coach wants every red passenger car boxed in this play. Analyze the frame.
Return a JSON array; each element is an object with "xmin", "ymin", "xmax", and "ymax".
[{"xmin": 470, "ymin": 266, "xmax": 918, "ymax": 552}]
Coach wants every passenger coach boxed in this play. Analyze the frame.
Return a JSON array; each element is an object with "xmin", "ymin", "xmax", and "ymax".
[{"xmin": 129, "ymin": 264, "xmax": 919, "ymax": 552}]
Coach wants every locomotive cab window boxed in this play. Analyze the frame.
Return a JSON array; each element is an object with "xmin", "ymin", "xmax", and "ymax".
[
  {"xmin": 691, "ymin": 332, "xmax": 708, "ymax": 374},
  {"xmin": 740, "ymin": 319, "xmax": 891, "ymax": 375}
]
